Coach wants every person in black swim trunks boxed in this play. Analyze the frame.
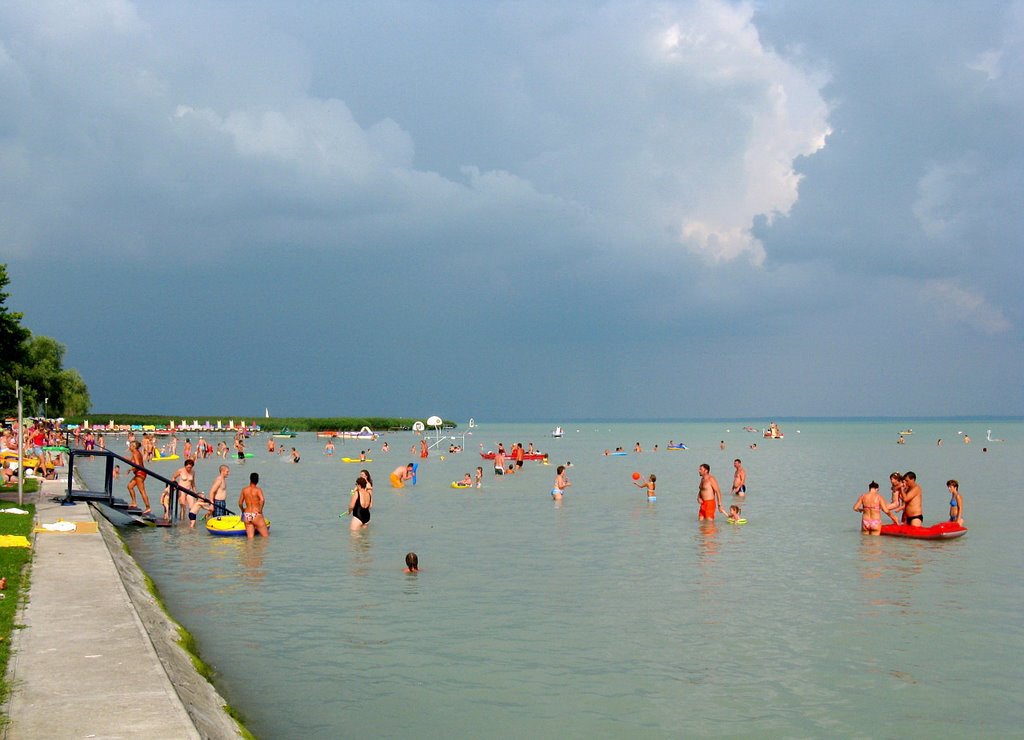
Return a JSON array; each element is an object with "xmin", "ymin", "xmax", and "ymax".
[
  {"xmin": 894, "ymin": 471, "xmax": 924, "ymax": 526},
  {"xmin": 348, "ymin": 476, "xmax": 372, "ymax": 531}
]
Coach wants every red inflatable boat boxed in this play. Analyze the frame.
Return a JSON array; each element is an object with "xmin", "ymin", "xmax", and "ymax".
[{"xmin": 880, "ymin": 521, "xmax": 967, "ymax": 540}]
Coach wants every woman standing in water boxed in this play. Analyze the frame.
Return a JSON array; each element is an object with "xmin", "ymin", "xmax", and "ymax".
[{"xmin": 347, "ymin": 476, "xmax": 372, "ymax": 531}]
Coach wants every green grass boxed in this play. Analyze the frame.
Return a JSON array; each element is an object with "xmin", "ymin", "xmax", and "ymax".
[
  {"xmin": 0, "ymin": 501, "xmax": 36, "ymax": 721},
  {"xmin": 0, "ymin": 479, "xmax": 40, "ymax": 495}
]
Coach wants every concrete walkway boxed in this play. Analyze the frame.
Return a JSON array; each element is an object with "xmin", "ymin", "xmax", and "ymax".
[{"xmin": 3, "ymin": 478, "xmax": 240, "ymax": 739}]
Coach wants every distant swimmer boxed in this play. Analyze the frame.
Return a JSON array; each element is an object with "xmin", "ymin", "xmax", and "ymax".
[
  {"xmin": 404, "ymin": 552, "xmax": 419, "ymax": 573},
  {"xmin": 697, "ymin": 463, "xmax": 724, "ymax": 521},
  {"xmin": 324, "ymin": 440, "xmax": 335, "ymax": 456},
  {"xmin": 731, "ymin": 458, "xmax": 747, "ymax": 496},
  {"xmin": 390, "ymin": 463, "xmax": 415, "ymax": 488}
]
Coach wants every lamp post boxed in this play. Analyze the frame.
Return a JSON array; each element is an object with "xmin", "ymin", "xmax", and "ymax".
[
  {"xmin": 16, "ymin": 381, "xmax": 23, "ymax": 506},
  {"xmin": 43, "ymin": 397, "xmax": 48, "ymax": 419}
]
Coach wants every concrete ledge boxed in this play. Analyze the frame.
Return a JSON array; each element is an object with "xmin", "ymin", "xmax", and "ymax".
[{"xmin": 95, "ymin": 513, "xmax": 245, "ymax": 739}]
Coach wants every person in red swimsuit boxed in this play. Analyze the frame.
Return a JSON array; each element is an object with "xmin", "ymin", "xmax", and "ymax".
[
  {"xmin": 697, "ymin": 463, "xmax": 724, "ymax": 521},
  {"xmin": 126, "ymin": 440, "xmax": 151, "ymax": 514}
]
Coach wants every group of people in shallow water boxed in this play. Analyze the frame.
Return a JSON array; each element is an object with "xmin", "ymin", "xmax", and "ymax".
[{"xmin": 853, "ymin": 471, "xmax": 965, "ymax": 535}]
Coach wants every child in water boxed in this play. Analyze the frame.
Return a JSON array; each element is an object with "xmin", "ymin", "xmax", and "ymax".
[
  {"xmin": 459, "ymin": 473, "xmax": 473, "ymax": 486},
  {"xmin": 404, "ymin": 552, "xmax": 419, "ymax": 573},
  {"xmin": 633, "ymin": 473, "xmax": 656, "ymax": 500},
  {"xmin": 475, "ymin": 467, "xmax": 483, "ymax": 489},
  {"xmin": 727, "ymin": 505, "xmax": 744, "ymax": 523},
  {"xmin": 551, "ymin": 465, "xmax": 571, "ymax": 500},
  {"xmin": 947, "ymin": 479, "xmax": 964, "ymax": 524}
]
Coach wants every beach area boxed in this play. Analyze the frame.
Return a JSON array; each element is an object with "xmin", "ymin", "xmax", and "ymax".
[{"xmin": 56, "ymin": 418, "xmax": 1023, "ymax": 738}]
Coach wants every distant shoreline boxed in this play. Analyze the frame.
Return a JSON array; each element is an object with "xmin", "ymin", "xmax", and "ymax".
[{"xmin": 59, "ymin": 415, "xmax": 458, "ymax": 432}]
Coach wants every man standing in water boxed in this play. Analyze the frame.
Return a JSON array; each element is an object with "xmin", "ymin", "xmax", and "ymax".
[
  {"xmin": 209, "ymin": 464, "xmax": 230, "ymax": 517},
  {"xmin": 238, "ymin": 472, "xmax": 269, "ymax": 538},
  {"xmin": 697, "ymin": 463, "xmax": 724, "ymax": 521},
  {"xmin": 127, "ymin": 440, "xmax": 151, "ymax": 514},
  {"xmin": 731, "ymin": 458, "xmax": 747, "ymax": 497},
  {"xmin": 899, "ymin": 471, "xmax": 924, "ymax": 526}
]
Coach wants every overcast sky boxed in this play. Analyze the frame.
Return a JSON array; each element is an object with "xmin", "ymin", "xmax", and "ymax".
[{"xmin": 3, "ymin": 1, "xmax": 1021, "ymax": 421}]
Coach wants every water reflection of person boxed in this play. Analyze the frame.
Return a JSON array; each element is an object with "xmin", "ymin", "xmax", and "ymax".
[
  {"xmin": 348, "ymin": 526, "xmax": 373, "ymax": 576},
  {"xmin": 238, "ymin": 539, "xmax": 267, "ymax": 584}
]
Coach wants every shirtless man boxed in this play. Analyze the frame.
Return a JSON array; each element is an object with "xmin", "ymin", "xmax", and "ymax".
[
  {"xmin": 208, "ymin": 464, "xmax": 230, "ymax": 517},
  {"xmin": 731, "ymin": 458, "xmax": 747, "ymax": 497},
  {"xmin": 126, "ymin": 440, "xmax": 151, "ymax": 514},
  {"xmin": 234, "ymin": 435, "xmax": 246, "ymax": 462},
  {"xmin": 390, "ymin": 463, "xmax": 415, "ymax": 488},
  {"xmin": 171, "ymin": 458, "xmax": 200, "ymax": 524},
  {"xmin": 494, "ymin": 446, "xmax": 506, "ymax": 476},
  {"xmin": 897, "ymin": 471, "xmax": 924, "ymax": 526},
  {"xmin": 697, "ymin": 463, "xmax": 724, "ymax": 521},
  {"xmin": 853, "ymin": 481, "xmax": 900, "ymax": 535},
  {"xmin": 513, "ymin": 443, "xmax": 525, "ymax": 471},
  {"xmin": 238, "ymin": 472, "xmax": 269, "ymax": 538}
]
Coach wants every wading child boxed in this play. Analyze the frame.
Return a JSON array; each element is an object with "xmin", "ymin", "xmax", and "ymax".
[
  {"xmin": 947, "ymin": 479, "xmax": 964, "ymax": 524},
  {"xmin": 727, "ymin": 505, "xmax": 744, "ymax": 523},
  {"xmin": 634, "ymin": 473, "xmax": 656, "ymax": 501}
]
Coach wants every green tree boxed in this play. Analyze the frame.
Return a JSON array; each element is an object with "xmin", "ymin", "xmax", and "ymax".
[
  {"xmin": 0, "ymin": 264, "xmax": 91, "ymax": 418},
  {"xmin": 0, "ymin": 264, "xmax": 30, "ymax": 413}
]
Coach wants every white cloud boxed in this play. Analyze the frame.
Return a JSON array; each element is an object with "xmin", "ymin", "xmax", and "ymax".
[{"xmin": 921, "ymin": 279, "xmax": 1012, "ymax": 335}]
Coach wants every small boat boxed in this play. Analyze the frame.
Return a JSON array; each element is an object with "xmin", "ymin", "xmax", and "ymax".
[
  {"xmin": 338, "ymin": 426, "xmax": 377, "ymax": 440},
  {"xmin": 899, "ymin": 429, "xmax": 913, "ymax": 435},
  {"xmin": 206, "ymin": 515, "xmax": 271, "ymax": 536},
  {"xmin": 480, "ymin": 451, "xmax": 547, "ymax": 461},
  {"xmin": 880, "ymin": 521, "xmax": 966, "ymax": 540},
  {"xmin": 667, "ymin": 444, "xmax": 688, "ymax": 450},
  {"xmin": 273, "ymin": 429, "xmax": 297, "ymax": 438},
  {"xmin": 316, "ymin": 431, "xmax": 339, "ymax": 438},
  {"xmin": 551, "ymin": 427, "xmax": 564, "ymax": 438}
]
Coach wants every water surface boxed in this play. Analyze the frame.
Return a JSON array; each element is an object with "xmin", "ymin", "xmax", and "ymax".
[{"xmin": 81, "ymin": 420, "xmax": 1022, "ymax": 737}]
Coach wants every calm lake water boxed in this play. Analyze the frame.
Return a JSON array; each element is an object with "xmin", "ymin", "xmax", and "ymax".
[{"xmin": 80, "ymin": 420, "xmax": 1023, "ymax": 738}]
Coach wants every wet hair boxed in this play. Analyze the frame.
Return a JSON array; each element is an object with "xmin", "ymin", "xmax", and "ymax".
[
  {"xmin": 249, "ymin": 472, "xmax": 259, "ymax": 484},
  {"xmin": 869, "ymin": 481, "xmax": 879, "ymax": 490},
  {"xmin": 734, "ymin": 458, "xmax": 742, "ymax": 464},
  {"xmin": 405, "ymin": 552, "xmax": 418, "ymax": 570},
  {"xmin": 904, "ymin": 471, "xmax": 916, "ymax": 481},
  {"xmin": 360, "ymin": 470, "xmax": 373, "ymax": 485},
  {"xmin": 730, "ymin": 505, "xmax": 742, "ymax": 514},
  {"xmin": 700, "ymin": 463, "xmax": 710, "ymax": 473},
  {"xmin": 946, "ymin": 479, "xmax": 959, "ymax": 489},
  {"xmin": 556, "ymin": 465, "xmax": 566, "ymax": 474},
  {"xmin": 356, "ymin": 477, "xmax": 367, "ymax": 487},
  {"xmin": 650, "ymin": 474, "xmax": 657, "ymax": 482}
]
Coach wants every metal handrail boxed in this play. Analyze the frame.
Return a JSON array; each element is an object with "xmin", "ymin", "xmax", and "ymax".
[{"xmin": 66, "ymin": 448, "xmax": 236, "ymax": 517}]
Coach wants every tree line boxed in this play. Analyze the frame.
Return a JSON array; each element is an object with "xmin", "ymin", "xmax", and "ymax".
[{"xmin": 0, "ymin": 264, "xmax": 90, "ymax": 418}]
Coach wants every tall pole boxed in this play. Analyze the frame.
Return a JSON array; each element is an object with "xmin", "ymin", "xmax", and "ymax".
[{"xmin": 16, "ymin": 380, "xmax": 23, "ymax": 506}]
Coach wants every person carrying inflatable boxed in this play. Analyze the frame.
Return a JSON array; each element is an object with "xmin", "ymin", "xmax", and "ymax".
[{"xmin": 390, "ymin": 463, "xmax": 415, "ymax": 488}]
